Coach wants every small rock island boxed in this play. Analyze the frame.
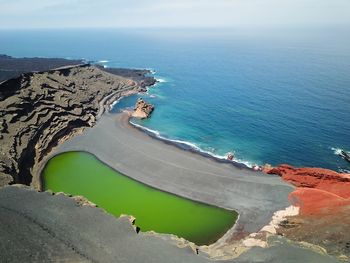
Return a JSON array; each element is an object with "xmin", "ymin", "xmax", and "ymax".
[{"xmin": 131, "ymin": 98, "xmax": 154, "ymax": 119}]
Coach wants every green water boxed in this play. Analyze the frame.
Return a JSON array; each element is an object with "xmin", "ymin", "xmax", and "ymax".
[{"xmin": 42, "ymin": 151, "xmax": 238, "ymax": 245}]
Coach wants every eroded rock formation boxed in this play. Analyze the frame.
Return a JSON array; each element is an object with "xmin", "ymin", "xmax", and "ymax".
[
  {"xmin": 265, "ymin": 164, "xmax": 350, "ymax": 260},
  {"xmin": 0, "ymin": 65, "xmax": 152, "ymax": 189},
  {"xmin": 132, "ymin": 98, "xmax": 154, "ymax": 119}
]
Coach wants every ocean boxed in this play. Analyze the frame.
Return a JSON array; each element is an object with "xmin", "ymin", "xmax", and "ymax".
[{"xmin": 1, "ymin": 28, "xmax": 349, "ymax": 171}]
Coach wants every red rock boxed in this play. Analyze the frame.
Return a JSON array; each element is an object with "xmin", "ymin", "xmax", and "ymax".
[
  {"xmin": 266, "ymin": 164, "xmax": 350, "ymax": 198},
  {"xmin": 268, "ymin": 165, "xmax": 350, "ymax": 257},
  {"xmin": 288, "ymin": 188, "xmax": 350, "ymax": 215}
]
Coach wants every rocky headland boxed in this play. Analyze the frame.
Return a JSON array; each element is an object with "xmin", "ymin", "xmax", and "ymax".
[
  {"xmin": 95, "ymin": 65, "xmax": 157, "ymax": 90},
  {"xmin": 0, "ymin": 61, "xmax": 155, "ymax": 189},
  {"xmin": 265, "ymin": 165, "xmax": 350, "ymax": 260}
]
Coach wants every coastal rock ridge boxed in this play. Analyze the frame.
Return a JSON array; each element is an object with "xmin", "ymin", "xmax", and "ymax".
[
  {"xmin": 0, "ymin": 63, "xmax": 155, "ymax": 189},
  {"xmin": 266, "ymin": 164, "xmax": 350, "ymax": 260}
]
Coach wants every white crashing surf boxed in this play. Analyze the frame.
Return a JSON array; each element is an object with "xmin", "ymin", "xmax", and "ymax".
[
  {"xmin": 98, "ymin": 60, "xmax": 109, "ymax": 63},
  {"xmin": 331, "ymin": 147, "xmax": 350, "ymax": 158},
  {"xmin": 129, "ymin": 120, "xmax": 254, "ymax": 168},
  {"xmin": 156, "ymin": 78, "xmax": 167, "ymax": 83},
  {"xmin": 110, "ymin": 99, "xmax": 120, "ymax": 110},
  {"xmin": 129, "ymin": 121, "xmax": 161, "ymax": 137},
  {"xmin": 331, "ymin": 147, "xmax": 343, "ymax": 155}
]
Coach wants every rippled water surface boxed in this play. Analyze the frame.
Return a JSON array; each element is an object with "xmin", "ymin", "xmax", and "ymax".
[{"xmin": 2, "ymin": 28, "xmax": 350, "ymax": 170}]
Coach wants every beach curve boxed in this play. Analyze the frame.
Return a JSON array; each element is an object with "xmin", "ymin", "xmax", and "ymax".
[{"xmin": 52, "ymin": 111, "xmax": 294, "ymax": 238}]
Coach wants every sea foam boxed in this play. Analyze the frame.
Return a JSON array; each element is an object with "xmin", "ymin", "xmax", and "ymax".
[
  {"xmin": 129, "ymin": 120, "xmax": 253, "ymax": 168},
  {"xmin": 331, "ymin": 147, "xmax": 346, "ymax": 156},
  {"xmin": 156, "ymin": 78, "xmax": 167, "ymax": 83}
]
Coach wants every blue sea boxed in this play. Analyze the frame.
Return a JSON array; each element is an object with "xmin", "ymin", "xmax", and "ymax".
[{"xmin": 1, "ymin": 28, "xmax": 349, "ymax": 171}]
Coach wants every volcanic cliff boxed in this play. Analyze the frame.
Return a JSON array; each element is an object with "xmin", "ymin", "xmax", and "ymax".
[
  {"xmin": 266, "ymin": 164, "xmax": 350, "ymax": 260},
  {"xmin": 0, "ymin": 64, "xmax": 154, "ymax": 189}
]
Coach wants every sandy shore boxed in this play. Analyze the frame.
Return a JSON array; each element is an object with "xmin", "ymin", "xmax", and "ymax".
[{"xmin": 53, "ymin": 112, "xmax": 294, "ymax": 236}]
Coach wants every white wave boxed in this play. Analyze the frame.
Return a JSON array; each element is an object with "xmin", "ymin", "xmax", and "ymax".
[
  {"xmin": 110, "ymin": 99, "xmax": 119, "ymax": 109},
  {"xmin": 146, "ymin": 69, "xmax": 156, "ymax": 74},
  {"xmin": 331, "ymin": 147, "xmax": 345, "ymax": 156},
  {"xmin": 234, "ymin": 158, "xmax": 254, "ymax": 168},
  {"xmin": 98, "ymin": 60, "xmax": 109, "ymax": 63},
  {"xmin": 109, "ymin": 95, "xmax": 127, "ymax": 109},
  {"xmin": 129, "ymin": 120, "xmax": 254, "ymax": 168},
  {"xmin": 130, "ymin": 121, "xmax": 161, "ymax": 137},
  {"xmin": 156, "ymin": 78, "xmax": 167, "ymax": 83}
]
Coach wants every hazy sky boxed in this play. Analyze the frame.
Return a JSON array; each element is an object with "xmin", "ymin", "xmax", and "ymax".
[{"xmin": 0, "ymin": 0, "xmax": 349, "ymax": 29}]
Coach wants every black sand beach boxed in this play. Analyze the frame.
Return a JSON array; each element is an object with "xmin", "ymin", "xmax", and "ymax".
[{"xmin": 55, "ymin": 112, "xmax": 294, "ymax": 235}]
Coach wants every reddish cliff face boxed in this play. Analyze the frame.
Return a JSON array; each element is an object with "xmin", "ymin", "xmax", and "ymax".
[
  {"xmin": 266, "ymin": 165, "xmax": 350, "ymax": 259},
  {"xmin": 265, "ymin": 164, "xmax": 350, "ymax": 215}
]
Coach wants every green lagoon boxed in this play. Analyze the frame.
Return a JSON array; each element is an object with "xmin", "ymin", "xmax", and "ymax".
[{"xmin": 42, "ymin": 151, "xmax": 238, "ymax": 245}]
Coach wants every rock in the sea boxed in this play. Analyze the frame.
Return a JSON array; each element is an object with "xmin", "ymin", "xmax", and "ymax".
[{"xmin": 131, "ymin": 98, "xmax": 154, "ymax": 119}]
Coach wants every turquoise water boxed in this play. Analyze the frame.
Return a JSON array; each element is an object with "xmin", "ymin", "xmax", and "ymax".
[{"xmin": 1, "ymin": 28, "xmax": 349, "ymax": 171}]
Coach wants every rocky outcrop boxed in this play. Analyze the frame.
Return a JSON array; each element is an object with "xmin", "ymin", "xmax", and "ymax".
[
  {"xmin": 131, "ymin": 98, "xmax": 154, "ymax": 119},
  {"xmin": 339, "ymin": 150, "xmax": 350, "ymax": 163},
  {"xmin": 96, "ymin": 66, "xmax": 157, "ymax": 90},
  {"xmin": 265, "ymin": 164, "xmax": 350, "ymax": 202},
  {"xmin": 266, "ymin": 164, "xmax": 350, "ymax": 260},
  {"xmin": 0, "ymin": 64, "xmax": 153, "ymax": 189}
]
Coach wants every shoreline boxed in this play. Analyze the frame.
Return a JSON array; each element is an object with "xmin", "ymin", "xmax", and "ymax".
[
  {"xmin": 128, "ymin": 118, "xmax": 253, "ymax": 171},
  {"xmin": 35, "ymin": 83, "xmax": 350, "ymax": 261},
  {"xmin": 42, "ymin": 108, "xmax": 304, "ymax": 259},
  {"xmin": 53, "ymin": 110, "xmax": 294, "ymax": 236}
]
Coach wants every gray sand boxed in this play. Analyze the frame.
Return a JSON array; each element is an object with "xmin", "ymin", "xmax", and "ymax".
[
  {"xmin": 1, "ymin": 112, "xmax": 339, "ymax": 262},
  {"xmin": 55, "ymin": 112, "xmax": 294, "ymax": 235}
]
